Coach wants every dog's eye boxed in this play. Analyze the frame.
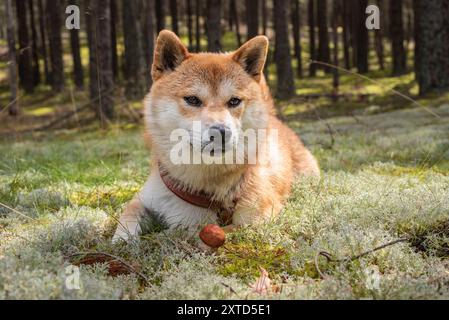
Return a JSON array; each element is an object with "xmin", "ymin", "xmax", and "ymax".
[
  {"xmin": 228, "ymin": 97, "xmax": 242, "ymax": 108},
  {"xmin": 184, "ymin": 96, "xmax": 202, "ymax": 107}
]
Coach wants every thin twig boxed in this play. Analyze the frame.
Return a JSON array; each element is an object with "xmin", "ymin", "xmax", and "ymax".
[
  {"xmin": 0, "ymin": 94, "xmax": 23, "ymax": 115},
  {"xmin": 220, "ymin": 282, "xmax": 238, "ymax": 295},
  {"xmin": 311, "ymin": 107, "xmax": 336, "ymax": 149},
  {"xmin": 0, "ymin": 201, "xmax": 37, "ymax": 221},
  {"xmin": 314, "ymin": 237, "xmax": 410, "ymax": 279},
  {"xmin": 33, "ymin": 104, "xmax": 92, "ymax": 132},
  {"xmin": 310, "ymin": 60, "xmax": 440, "ymax": 118}
]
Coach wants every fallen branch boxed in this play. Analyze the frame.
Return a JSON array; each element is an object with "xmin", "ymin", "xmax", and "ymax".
[
  {"xmin": 33, "ymin": 103, "xmax": 92, "ymax": 132},
  {"xmin": 67, "ymin": 252, "xmax": 149, "ymax": 284},
  {"xmin": 310, "ymin": 59, "xmax": 440, "ymax": 118},
  {"xmin": 295, "ymin": 93, "xmax": 373, "ymax": 100}
]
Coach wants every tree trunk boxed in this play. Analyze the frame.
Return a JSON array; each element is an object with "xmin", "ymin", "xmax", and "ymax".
[
  {"xmin": 28, "ymin": 0, "xmax": 40, "ymax": 86},
  {"xmin": 261, "ymin": 0, "xmax": 267, "ymax": 35},
  {"xmin": 6, "ymin": 0, "xmax": 19, "ymax": 116},
  {"xmin": 47, "ymin": 0, "xmax": 65, "ymax": 92},
  {"xmin": 291, "ymin": 0, "xmax": 303, "ymax": 78},
  {"xmin": 155, "ymin": 0, "xmax": 165, "ymax": 32},
  {"xmin": 86, "ymin": 0, "xmax": 97, "ymax": 102},
  {"xmin": 69, "ymin": 30, "xmax": 84, "ymax": 90},
  {"xmin": 317, "ymin": 0, "xmax": 330, "ymax": 72},
  {"xmin": 142, "ymin": 0, "xmax": 155, "ymax": 90},
  {"xmin": 274, "ymin": 0, "xmax": 295, "ymax": 99},
  {"xmin": 122, "ymin": 0, "xmax": 146, "ymax": 99},
  {"xmin": 341, "ymin": 0, "xmax": 351, "ymax": 70},
  {"xmin": 206, "ymin": 0, "xmax": 221, "ymax": 52},
  {"xmin": 37, "ymin": 0, "xmax": 50, "ymax": 84},
  {"xmin": 16, "ymin": 0, "xmax": 34, "ymax": 93},
  {"xmin": 110, "ymin": 0, "xmax": 119, "ymax": 80},
  {"xmin": 187, "ymin": 0, "xmax": 194, "ymax": 50},
  {"xmin": 230, "ymin": 0, "xmax": 242, "ymax": 47},
  {"xmin": 308, "ymin": 0, "xmax": 316, "ymax": 76},
  {"xmin": 331, "ymin": 0, "xmax": 339, "ymax": 97},
  {"xmin": 405, "ymin": 10, "xmax": 413, "ymax": 65},
  {"xmin": 374, "ymin": 0, "xmax": 385, "ymax": 70},
  {"xmin": 169, "ymin": 0, "xmax": 179, "ymax": 34},
  {"xmin": 390, "ymin": 0, "xmax": 406, "ymax": 75},
  {"xmin": 414, "ymin": 0, "xmax": 449, "ymax": 95},
  {"xmin": 245, "ymin": 0, "xmax": 259, "ymax": 40},
  {"xmin": 353, "ymin": 0, "xmax": 368, "ymax": 73},
  {"xmin": 86, "ymin": 0, "xmax": 115, "ymax": 123},
  {"xmin": 69, "ymin": 1, "xmax": 84, "ymax": 90},
  {"xmin": 195, "ymin": 0, "xmax": 201, "ymax": 51}
]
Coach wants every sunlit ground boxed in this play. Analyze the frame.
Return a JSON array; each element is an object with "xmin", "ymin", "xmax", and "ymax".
[
  {"xmin": 0, "ymin": 32, "xmax": 448, "ymax": 299},
  {"xmin": 0, "ymin": 103, "xmax": 448, "ymax": 299}
]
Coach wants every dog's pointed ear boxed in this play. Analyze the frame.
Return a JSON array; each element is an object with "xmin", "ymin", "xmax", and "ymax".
[
  {"xmin": 232, "ymin": 36, "xmax": 269, "ymax": 82},
  {"xmin": 152, "ymin": 30, "xmax": 189, "ymax": 81}
]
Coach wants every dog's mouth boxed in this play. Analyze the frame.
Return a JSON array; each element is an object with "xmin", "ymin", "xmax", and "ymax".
[{"xmin": 189, "ymin": 141, "xmax": 229, "ymax": 155}]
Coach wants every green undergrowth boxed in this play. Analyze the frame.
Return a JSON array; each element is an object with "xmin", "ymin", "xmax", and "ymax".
[{"xmin": 0, "ymin": 103, "xmax": 448, "ymax": 299}]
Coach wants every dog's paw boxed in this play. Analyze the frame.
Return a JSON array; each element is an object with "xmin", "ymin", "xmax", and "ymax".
[
  {"xmin": 196, "ymin": 239, "xmax": 216, "ymax": 253},
  {"xmin": 112, "ymin": 228, "xmax": 137, "ymax": 244}
]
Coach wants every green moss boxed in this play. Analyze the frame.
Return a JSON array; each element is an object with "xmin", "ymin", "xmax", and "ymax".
[
  {"xmin": 216, "ymin": 241, "xmax": 301, "ymax": 280},
  {"xmin": 0, "ymin": 103, "xmax": 448, "ymax": 299},
  {"xmin": 367, "ymin": 165, "xmax": 434, "ymax": 178},
  {"xmin": 70, "ymin": 186, "xmax": 139, "ymax": 210}
]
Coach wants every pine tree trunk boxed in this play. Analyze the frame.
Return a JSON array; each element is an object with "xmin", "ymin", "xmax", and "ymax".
[
  {"xmin": 354, "ymin": 0, "xmax": 368, "ymax": 73},
  {"xmin": 405, "ymin": 10, "xmax": 412, "ymax": 65},
  {"xmin": 187, "ymin": 0, "xmax": 194, "ymax": 50},
  {"xmin": 374, "ymin": 0, "xmax": 385, "ymax": 70},
  {"xmin": 122, "ymin": 0, "xmax": 146, "ymax": 99},
  {"xmin": 227, "ymin": 0, "xmax": 233, "ymax": 32},
  {"xmin": 308, "ymin": 0, "xmax": 316, "ymax": 76},
  {"xmin": 169, "ymin": 0, "xmax": 179, "ymax": 34},
  {"xmin": 142, "ymin": 0, "xmax": 155, "ymax": 90},
  {"xmin": 47, "ymin": 0, "xmax": 65, "ymax": 92},
  {"xmin": 341, "ymin": 0, "xmax": 351, "ymax": 70},
  {"xmin": 291, "ymin": 0, "xmax": 303, "ymax": 78},
  {"xmin": 390, "ymin": 0, "xmax": 406, "ymax": 75},
  {"xmin": 262, "ymin": 0, "xmax": 269, "ymax": 80},
  {"xmin": 274, "ymin": 0, "xmax": 295, "ymax": 99},
  {"xmin": 6, "ymin": 0, "xmax": 19, "ymax": 116},
  {"xmin": 261, "ymin": 0, "xmax": 267, "ymax": 35},
  {"xmin": 16, "ymin": 0, "xmax": 34, "ymax": 93},
  {"xmin": 69, "ymin": 0, "xmax": 84, "ymax": 90},
  {"xmin": 195, "ymin": 0, "xmax": 201, "ymax": 51},
  {"xmin": 110, "ymin": 0, "xmax": 119, "ymax": 80},
  {"xmin": 245, "ymin": 0, "xmax": 259, "ymax": 40},
  {"xmin": 155, "ymin": 0, "xmax": 165, "ymax": 32},
  {"xmin": 37, "ymin": 0, "xmax": 50, "ymax": 84},
  {"xmin": 86, "ymin": 0, "xmax": 115, "ymax": 123},
  {"xmin": 230, "ymin": 0, "xmax": 242, "ymax": 47},
  {"xmin": 206, "ymin": 0, "xmax": 221, "ymax": 52},
  {"xmin": 86, "ymin": 0, "xmax": 97, "ymax": 101},
  {"xmin": 331, "ymin": 0, "xmax": 339, "ymax": 97},
  {"xmin": 28, "ymin": 0, "xmax": 40, "ymax": 86},
  {"xmin": 317, "ymin": 0, "xmax": 330, "ymax": 72},
  {"xmin": 414, "ymin": 0, "xmax": 449, "ymax": 94}
]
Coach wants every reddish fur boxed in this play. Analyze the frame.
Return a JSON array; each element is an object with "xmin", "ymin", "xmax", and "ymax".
[{"xmin": 114, "ymin": 30, "xmax": 320, "ymax": 240}]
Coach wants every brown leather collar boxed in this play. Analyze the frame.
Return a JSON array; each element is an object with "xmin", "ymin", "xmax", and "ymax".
[{"xmin": 159, "ymin": 165, "xmax": 237, "ymax": 226}]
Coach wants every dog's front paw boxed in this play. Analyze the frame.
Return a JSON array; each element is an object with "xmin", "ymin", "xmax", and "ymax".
[
  {"xmin": 196, "ymin": 239, "xmax": 216, "ymax": 253},
  {"xmin": 112, "ymin": 225, "xmax": 139, "ymax": 243}
]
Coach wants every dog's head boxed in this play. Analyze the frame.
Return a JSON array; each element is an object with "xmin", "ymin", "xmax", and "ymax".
[{"xmin": 146, "ymin": 30, "xmax": 271, "ymax": 164}]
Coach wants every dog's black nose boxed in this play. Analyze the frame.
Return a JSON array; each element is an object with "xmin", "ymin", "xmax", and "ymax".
[{"xmin": 209, "ymin": 125, "xmax": 232, "ymax": 145}]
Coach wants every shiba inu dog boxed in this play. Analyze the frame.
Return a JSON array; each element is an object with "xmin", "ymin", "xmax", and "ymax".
[{"xmin": 113, "ymin": 30, "xmax": 319, "ymax": 242}]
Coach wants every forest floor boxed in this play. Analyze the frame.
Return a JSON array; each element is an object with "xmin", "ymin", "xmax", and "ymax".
[
  {"xmin": 1, "ymin": 39, "xmax": 449, "ymax": 298},
  {"xmin": 0, "ymin": 97, "xmax": 448, "ymax": 299}
]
